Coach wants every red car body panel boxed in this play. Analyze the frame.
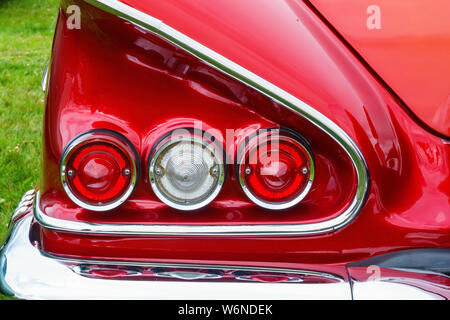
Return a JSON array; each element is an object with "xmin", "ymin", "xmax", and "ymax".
[
  {"xmin": 36, "ymin": 0, "xmax": 449, "ymax": 268},
  {"xmin": 309, "ymin": 0, "xmax": 450, "ymax": 137},
  {"xmin": 42, "ymin": 5, "xmax": 358, "ymax": 227}
]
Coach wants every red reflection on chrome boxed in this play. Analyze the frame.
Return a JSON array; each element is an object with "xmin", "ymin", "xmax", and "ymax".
[
  {"xmin": 90, "ymin": 269, "xmax": 128, "ymax": 278},
  {"xmin": 249, "ymin": 275, "xmax": 291, "ymax": 283}
]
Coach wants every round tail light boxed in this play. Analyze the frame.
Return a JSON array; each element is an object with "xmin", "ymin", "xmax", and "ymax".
[
  {"xmin": 236, "ymin": 129, "xmax": 314, "ymax": 210},
  {"xmin": 148, "ymin": 129, "xmax": 225, "ymax": 210},
  {"xmin": 60, "ymin": 130, "xmax": 139, "ymax": 211}
]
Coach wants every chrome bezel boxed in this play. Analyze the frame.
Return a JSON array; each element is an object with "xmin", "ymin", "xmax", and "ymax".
[
  {"xmin": 148, "ymin": 132, "xmax": 226, "ymax": 211},
  {"xmin": 237, "ymin": 131, "xmax": 315, "ymax": 210},
  {"xmin": 72, "ymin": 264, "xmax": 143, "ymax": 277},
  {"xmin": 59, "ymin": 129, "xmax": 139, "ymax": 212}
]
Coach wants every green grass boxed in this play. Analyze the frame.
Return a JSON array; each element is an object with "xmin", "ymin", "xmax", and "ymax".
[{"xmin": 0, "ymin": 0, "xmax": 59, "ymax": 299}]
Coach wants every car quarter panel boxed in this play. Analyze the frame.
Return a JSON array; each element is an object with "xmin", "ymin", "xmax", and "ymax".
[{"xmin": 38, "ymin": 0, "xmax": 450, "ymax": 265}]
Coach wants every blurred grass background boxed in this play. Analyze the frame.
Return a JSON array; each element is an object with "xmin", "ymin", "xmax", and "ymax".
[{"xmin": 0, "ymin": 0, "xmax": 59, "ymax": 299}]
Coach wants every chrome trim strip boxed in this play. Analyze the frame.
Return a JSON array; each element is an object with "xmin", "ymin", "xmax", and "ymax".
[
  {"xmin": 41, "ymin": 61, "xmax": 49, "ymax": 92},
  {"xmin": 1, "ymin": 216, "xmax": 351, "ymax": 299},
  {"xmin": 1, "ymin": 190, "xmax": 35, "ymax": 250},
  {"xmin": 37, "ymin": 189, "xmax": 349, "ymax": 236},
  {"xmin": 43, "ymin": 251, "xmax": 343, "ymax": 283},
  {"xmin": 37, "ymin": 0, "xmax": 369, "ymax": 235}
]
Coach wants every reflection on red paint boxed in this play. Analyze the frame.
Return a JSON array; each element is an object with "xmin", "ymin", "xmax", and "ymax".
[{"xmin": 37, "ymin": 0, "xmax": 450, "ymax": 266}]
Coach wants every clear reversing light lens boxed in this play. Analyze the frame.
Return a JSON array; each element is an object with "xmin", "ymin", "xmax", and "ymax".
[
  {"xmin": 148, "ymin": 130, "xmax": 225, "ymax": 210},
  {"xmin": 60, "ymin": 130, "xmax": 139, "ymax": 211},
  {"xmin": 237, "ymin": 129, "xmax": 314, "ymax": 210}
]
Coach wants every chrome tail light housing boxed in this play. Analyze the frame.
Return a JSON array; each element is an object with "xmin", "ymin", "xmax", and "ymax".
[
  {"xmin": 147, "ymin": 129, "xmax": 226, "ymax": 211},
  {"xmin": 60, "ymin": 129, "xmax": 139, "ymax": 211},
  {"xmin": 236, "ymin": 129, "xmax": 314, "ymax": 210}
]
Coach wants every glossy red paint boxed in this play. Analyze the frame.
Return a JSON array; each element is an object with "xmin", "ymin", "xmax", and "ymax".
[
  {"xmin": 38, "ymin": 0, "xmax": 450, "ymax": 266},
  {"xmin": 309, "ymin": 0, "xmax": 450, "ymax": 137},
  {"xmin": 42, "ymin": 2, "xmax": 357, "ymax": 226}
]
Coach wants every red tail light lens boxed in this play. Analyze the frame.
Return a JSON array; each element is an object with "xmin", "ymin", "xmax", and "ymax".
[
  {"xmin": 237, "ymin": 129, "xmax": 314, "ymax": 210},
  {"xmin": 60, "ymin": 130, "xmax": 139, "ymax": 211}
]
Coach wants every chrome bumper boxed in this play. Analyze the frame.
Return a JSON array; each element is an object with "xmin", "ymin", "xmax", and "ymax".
[
  {"xmin": 1, "ymin": 191, "xmax": 448, "ymax": 300},
  {"xmin": 1, "ymin": 215, "xmax": 352, "ymax": 300}
]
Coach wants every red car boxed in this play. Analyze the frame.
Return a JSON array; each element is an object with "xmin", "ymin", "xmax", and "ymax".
[{"xmin": 1, "ymin": 0, "xmax": 449, "ymax": 299}]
